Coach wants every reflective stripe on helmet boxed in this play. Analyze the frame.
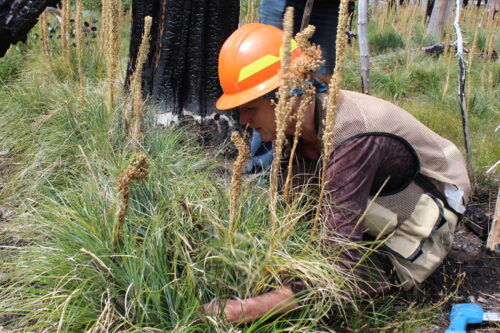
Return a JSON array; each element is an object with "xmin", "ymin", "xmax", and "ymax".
[{"xmin": 237, "ymin": 39, "xmax": 298, "ymax": 83}]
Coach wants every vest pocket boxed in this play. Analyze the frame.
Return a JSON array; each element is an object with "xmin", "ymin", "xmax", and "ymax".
[
  {"xmin": 384, "ymin": 193, "xmax": 458, "ymax": 290},
  {"xmin": 384, "ymin": 193, "xmax": 444, "ymax": 261},
  {"xmin": 364, "ymin": 202, "xmax": 398, "ymax": 238}
]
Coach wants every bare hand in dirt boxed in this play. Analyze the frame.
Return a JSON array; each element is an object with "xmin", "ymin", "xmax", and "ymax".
[
  {"xmin": 199, "ymin": 286, "xmax": 297, "ymax": 324},
  {"xmin": 198, "ymin": 298, "xmax": 244, "ymax": 323}
]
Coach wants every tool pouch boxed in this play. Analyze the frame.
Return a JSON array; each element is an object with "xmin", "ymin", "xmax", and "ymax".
[{"xmin": 364, "ymin": 193, "xmax": 458, "ymax": 290}]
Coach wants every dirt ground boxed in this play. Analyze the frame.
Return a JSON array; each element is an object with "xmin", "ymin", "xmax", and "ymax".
[{"xmin": 421, "ymin": 223, "xmax": 500, "ymax": 332}]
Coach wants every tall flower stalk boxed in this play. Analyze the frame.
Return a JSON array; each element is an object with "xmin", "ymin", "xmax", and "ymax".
[
  {"xmin": 309, "ymin": 0, "xmax": 350, "ymax": 245},
  {"xmin": 114, "ymin": 154, "xmax": 149, "ymax": 248},
  {"xmin": 269, "ymin": 7, "xmax": 296, "ymax": 245},
  {"xmin": 104, "ymin": 0, "xmax": 121, "ymax": 114},
  {"xmin": 75, "ymin": 0, "xmax": 85, "ymax": 103},
  {"xmin": 39, "ymin": 11, "xmax": 53, "ymax": 74},
  {"xmin": 282, "ymin": 25, "xmax": 322, "ymax": 204},
  {"xmin": 60, "ymin": 0, "xmax": 71, "ymax": 69},
  {"xmin": 131, "ymin": 16, "xmax": 153, "ymax": 149}
]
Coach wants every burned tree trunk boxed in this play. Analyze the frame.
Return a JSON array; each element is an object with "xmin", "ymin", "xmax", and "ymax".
[
  {"xmin": 126, "ymin": 0, "xmax": 240, "ymax": 146},
  {"xmin": 0, "ymin": 0, "xmax": 61, "ymax": 57}
]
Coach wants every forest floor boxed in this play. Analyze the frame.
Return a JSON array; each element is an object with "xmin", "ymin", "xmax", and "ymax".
[{"xmin": 423, "ymin": 224, "xmax": 500, "ymax": 332}]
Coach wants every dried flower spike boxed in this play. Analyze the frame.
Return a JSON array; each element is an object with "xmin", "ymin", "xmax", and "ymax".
[
  {"xmin": 269, "ymin": 6, "xmax": 295, "ymax": 244},
  {"xmin": 114, "ymin": 154, "xmax": 149, "ymax": 247},
  {"xmin": 229, "ymin": 131, "xmax": 249, "ymax": 237}
]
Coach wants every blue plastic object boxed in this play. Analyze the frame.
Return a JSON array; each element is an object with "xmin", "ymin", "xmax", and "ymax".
[{"xmin": 445, "ymin": 303, "xmax": 484, "ymax": 333}]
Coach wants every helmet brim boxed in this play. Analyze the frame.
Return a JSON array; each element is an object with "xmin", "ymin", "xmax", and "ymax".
[{"xmin": 216, "ymin": 74, "xmax": 281, "ymax": 110}]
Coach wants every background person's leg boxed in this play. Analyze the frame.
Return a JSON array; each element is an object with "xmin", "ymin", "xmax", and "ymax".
[
  {"xmin": 286, "ymin": 0, "xmax": 340, "ymax": 77},
  {"xmin": 247, "ymin": 132, "xmax": 274, "ymax": 173},
  {"xmin": 259, "ymin": 0, "xmax": 286, "ymax": 28}
]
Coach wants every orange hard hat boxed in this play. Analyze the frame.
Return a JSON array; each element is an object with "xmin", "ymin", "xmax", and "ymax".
[{"xmin": 216, "ymin": 23, "xmax": 303, "ymax": 110}]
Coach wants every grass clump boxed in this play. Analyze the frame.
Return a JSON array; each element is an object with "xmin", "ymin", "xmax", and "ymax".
[
  {"xmin": 0, "ymin": 47, "xmax": 24, "ymax": 84},
  {"xmin": 371, "ymin": 68, "xmax": 411, "ymax": 100},
  {"xmin": 0, "ymin": 16, "xmax": 358, "ymax": 332},
  {"xmin": 368, "ymin": 25, "xmax": 405, "ymax": 55},
  {"xmin": 408, "ymin": 60, "xmax": 447, "ymax": 95}
]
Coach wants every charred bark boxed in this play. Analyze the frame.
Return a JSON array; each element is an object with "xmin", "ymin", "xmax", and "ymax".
[
  {"xmin": 126, "ymin": 0, "xmax": 240, "ymax": 147},
  {"xmin": 0, "ymin": 0, "xmax": 61, "ymax": 57},
  {"xmin": 425, "ymin": 0, "xmax": 435, "ymax": 22}
]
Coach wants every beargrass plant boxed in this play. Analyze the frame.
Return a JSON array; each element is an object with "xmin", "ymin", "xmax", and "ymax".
[
  {"xmin": 0, "ymin": 79, "xmax": 374, "ymax": 331},
  {"xmin": 0, "ymin": 71, "xmax": 344, "ymax": 331}
]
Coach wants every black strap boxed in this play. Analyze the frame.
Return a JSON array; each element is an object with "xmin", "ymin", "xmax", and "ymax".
[{"xmin": 413, "ymin": 174, "xmax": 460, "ymax": 216}]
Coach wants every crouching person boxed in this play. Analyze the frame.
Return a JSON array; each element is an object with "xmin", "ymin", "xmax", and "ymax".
[{"xmin": 202, "ymin": 23, "xmax": 471, "ymax": 324}]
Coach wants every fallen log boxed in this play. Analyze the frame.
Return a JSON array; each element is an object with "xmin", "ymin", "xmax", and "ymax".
[{"xmin": 422, "ymin": 42, "xmax": 445, "ymax": 56}]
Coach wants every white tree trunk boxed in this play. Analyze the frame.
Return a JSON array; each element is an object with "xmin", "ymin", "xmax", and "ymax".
[
  {"xmin": 487, "ymin": 0, "xmax": 499, "ymax": 18},
  {"xmin": 358, "ymin": 0, "xmax": 371, "ymax": 94},
  {"xmin": 426, "ymin": 0, "xmax": 453, "ymax": 38}
]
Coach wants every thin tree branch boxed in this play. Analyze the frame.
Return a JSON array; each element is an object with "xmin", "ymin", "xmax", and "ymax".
[
  {"xmin": 453, "ymin": 0, "xmax": 474, "ymax": 179},
  {"xmin": 300, "ymin": 0, "xmax": 315, "ymax": 31}
]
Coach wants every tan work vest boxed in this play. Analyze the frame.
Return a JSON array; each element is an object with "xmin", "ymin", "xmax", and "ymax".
[{"xmin": 318, "ymin": 90, "xmax": 471, "ymax": 290}]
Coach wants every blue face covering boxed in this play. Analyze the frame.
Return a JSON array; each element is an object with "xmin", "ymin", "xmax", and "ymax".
[{"xmin": 261, "ymin": 77, "xmax": 328, "ymax": 100}]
